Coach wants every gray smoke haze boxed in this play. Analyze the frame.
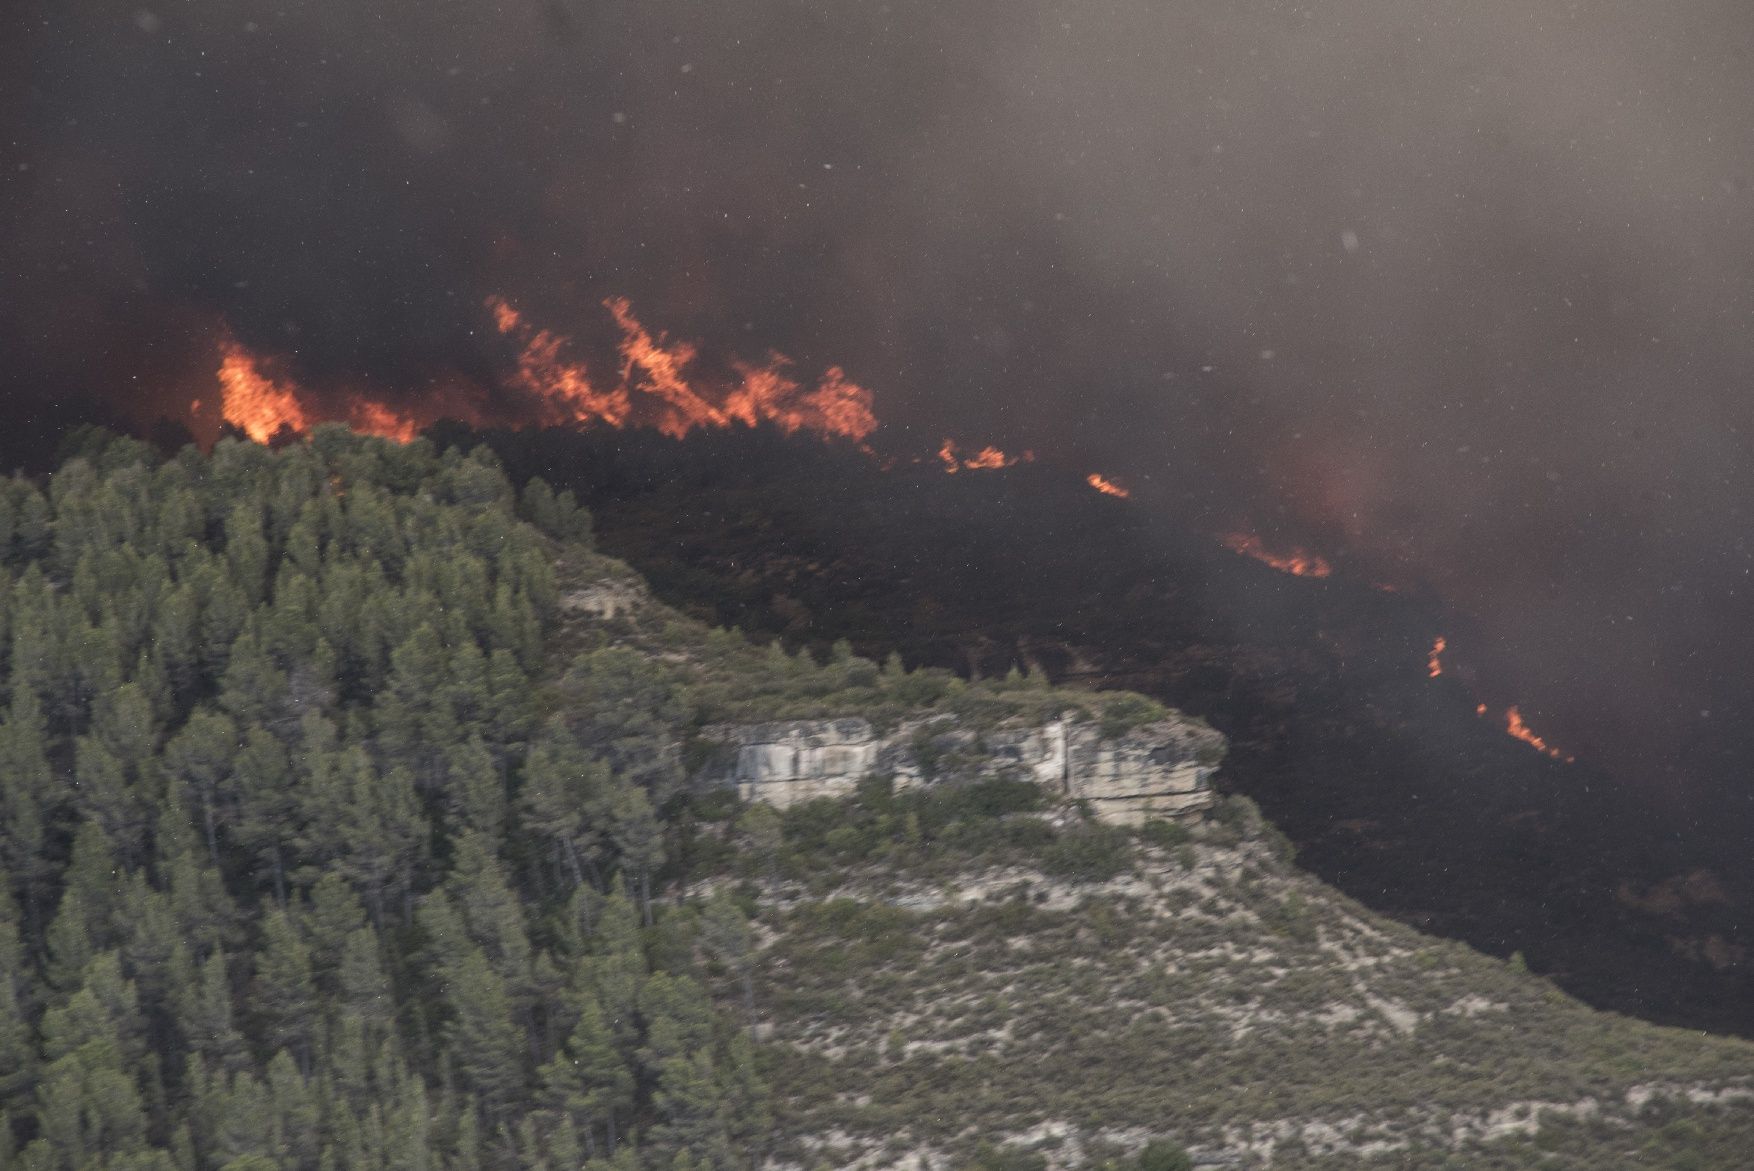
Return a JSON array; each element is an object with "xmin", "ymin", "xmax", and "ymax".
[{"xmin": 6, "ymin": 0, "xmax": 1754, "ymax": 791}]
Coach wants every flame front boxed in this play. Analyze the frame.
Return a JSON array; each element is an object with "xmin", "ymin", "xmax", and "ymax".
[
  {"xmin": 496, "ymin": 295, "xmax": 877, "ymax": 443},
  {"xmin": 1087, "ymin": 473, "xmax": 1130, "ymax": 498},
  {"xmin": 211, "ymin": 296, "xmax": 880, "ymax": 450},
  {"xmin": 1428, "ymin": 636, "xmax": 1447, "ymax": 678},
  {"xmin": 1222, "ymin": 532, "xmax": 1334, "ymax": 578}
]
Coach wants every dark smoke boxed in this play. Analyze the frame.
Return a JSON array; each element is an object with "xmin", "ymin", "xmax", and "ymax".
[{"xmin": 7, "ymin": 0, "xmax": 1754, "ymax": 813}]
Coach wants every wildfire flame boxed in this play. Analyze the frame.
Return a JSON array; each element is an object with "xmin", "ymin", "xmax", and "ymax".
[
  {"xmin": 597, "ymin": 296, "xmax": 877, "ymax": 443},
  {"xmin": 1428, "ymin": 636, "xmax": 1446, "ymax": 678},
  {"xmin": 1086, "ymin": 473, "xmax": 1131, "ymax": 499},
  {"xmin": 347, "ymin": 401, "xmax": 420, "ymax": 445},
  {"xmin": 1477, "ymin": 703, "xmax": 1573, "ymax": 762},
  {"xmin": 217, "ymin": 338, "xmax": 309, "ymax": 444},
  {"xmin": 489, "ymin": 296, "xmax": 632, "ymax": 428},
  {"xmin": 1221, "ymin": 532, "xmax": 1334, "ymax": 578},
  {"xmin": 1504, "ymin": 706, "xmax": 1574, "ymax": 762},
  {"xmin": 212, "ymin": 296, "xmax": 879, "ymax": 450},
  {"xmin": 602, "ymin": 296, "xmax": 726, "ymax": 436},
  {"xmin": 217, "ymin": 336, "xmax": 419, "ymax": 444},
  {"xmin": 938, "ymin": 439, "xmax": 1031, "ymax": 473}
]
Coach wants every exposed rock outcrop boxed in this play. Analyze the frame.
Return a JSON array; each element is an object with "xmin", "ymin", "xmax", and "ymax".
[
  {"xmin": 696, "ymin": 713, "xmax": 1222, "ymax": 824},
  {"xmin": 560, "ymin": 577, "xmax": 645, "ymax": 619}
]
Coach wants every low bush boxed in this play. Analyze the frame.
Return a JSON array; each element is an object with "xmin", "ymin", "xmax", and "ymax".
[
  {"xmin": 1040, "ymin": 822, "xmax": 1134, "ymax": 882},
  {"xmin": 1139, "ymin": 818, "xmax": 1193, "ymax": 850}
]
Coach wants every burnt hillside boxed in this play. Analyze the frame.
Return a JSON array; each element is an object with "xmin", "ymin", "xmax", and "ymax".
[{"xmin": 442, "ymin": 421, "xmax": 1754, "ymax": 1037}]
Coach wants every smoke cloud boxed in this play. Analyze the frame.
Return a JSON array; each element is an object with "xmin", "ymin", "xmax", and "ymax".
[{"xmin": 7, "ymin": 0, "xmax": 1754, "ymax": 797}]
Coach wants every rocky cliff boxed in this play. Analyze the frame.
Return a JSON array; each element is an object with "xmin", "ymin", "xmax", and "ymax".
[{"xmin": 696, "ymin": 713, "xmax": 1223, "ymax": 824}]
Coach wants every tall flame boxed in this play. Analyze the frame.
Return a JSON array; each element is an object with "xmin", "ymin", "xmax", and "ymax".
[
  {"xmin": 1087, "ymin": 473, "xmax": 1131, "ymax": 499},
  {"xmin": 603, "ymin": 296, "xmax": 727, "ymax": 436},
  {"xmin": 489, "ymin": 296, "xmax": 632, "ymax": 428},
  {"xmin": 1222, "ymin": 532, "xmax": 1334, "ymax": 578},
  {"xmin": 217, "ymin": 338, "xmax": 309, "ymax": 444},
  {"xmin": 218, "ymin": 336, "xmax": 418, "ymax": 444},
  {"xmin": 1428, "ymin": 636, "xmax": 1447, "ymax": 678}
]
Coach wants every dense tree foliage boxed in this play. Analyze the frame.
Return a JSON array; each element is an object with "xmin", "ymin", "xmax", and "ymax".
[{"xmin": 0, "ymin": 429, "xmax": 766, "ymax": 1171}]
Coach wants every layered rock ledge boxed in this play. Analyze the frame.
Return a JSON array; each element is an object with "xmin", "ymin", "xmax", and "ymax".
[{"xmin": 695, "ymin": 714, "xmax": 1223, "ymax": 824}]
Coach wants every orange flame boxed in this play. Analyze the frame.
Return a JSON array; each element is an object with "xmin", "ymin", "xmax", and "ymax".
[
  {"xmin": 1087, "ymin": 473, "xmax": 1131, "ymax": 499},
  {"xmin": 803, "ymin": 367, "xmax": 880, "ymax": 445},
  {"xmin": 603, "ymin": 296, "xmax": 727, "ymax": 437},
  {"xmin": 218, "ymin": 338, "xmax": 309, "ymax": 444},
  {"xmin": 211, "ymin": 297, "xmax": 880, "ymax": 450},
  {"xmin": 1428, "ymin": 636, "xmax": 1447, "ymax": 678},
  {"xmin": 1504, "ymin": 706, "xmax": 1574, "ymax": 762},
  {"xmin": 724, "ymin": 357, "xmax": 879, "ymax": 444},
  {"xmin": 1477, "ymin": 704, "xmax": 1573, "ymax": 761},
  {"xmin": 963, "ymin": 447, "xmax": 1012, "ymax": 470},
  {"xmin": 347, "ymin": 400, "xmax": 420, "ymax": 444},
  {"xmin": 1222, "ymin": 532, "xmax": 1334, "ymax": 578},
  {"xmin": 493, "ymin": 295, "xmax": 876, "ymax": 443},
  {"xmin": 938, "ymin": 439, "xmax": 1031, "ymax": 473},
  {"xmin": 218, "ymin": 336, "xmax": 422, "ymax": 444},
  {"xmin": 489, "ymin": 296, "xmax": 632, "ymax": 428}
]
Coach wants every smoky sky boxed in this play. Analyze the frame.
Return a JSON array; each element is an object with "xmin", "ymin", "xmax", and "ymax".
[{"xmin": 8, "ymin": 0, "xmax": 1754, "ymax": 793}]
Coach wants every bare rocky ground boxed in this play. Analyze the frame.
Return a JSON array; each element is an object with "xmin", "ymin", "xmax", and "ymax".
[{"xmin": 731, "ymin": 807, "xmax": 1754, "ymax": 1170}]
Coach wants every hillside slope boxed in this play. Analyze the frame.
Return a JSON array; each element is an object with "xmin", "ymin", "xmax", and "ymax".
[
  {"xmin": 741, "ymin": 804, "xmax": 1754, "ymax": 1169},
  {"xmin": 441, "ymin": 422, "xmax": 1753, "ymax": 1040}
]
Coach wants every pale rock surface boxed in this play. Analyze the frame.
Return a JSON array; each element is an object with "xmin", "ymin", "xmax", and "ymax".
[
  {"xmin": 560, "ymin": 577, "xmax": 645, "ymax": 619},
  {"xmin": 696, "ymin": 712, "xmax": 1222, "ymax": 823}
]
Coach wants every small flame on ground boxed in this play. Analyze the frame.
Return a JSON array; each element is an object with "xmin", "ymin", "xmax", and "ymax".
[
  {"xmin": 1476, "ymin": 703, "xmax": 1574, "ymax": 762},
  {"xmin": 1428, "ymin": 636, "xmax": 1447, "ymax": 678},
  {"xmin": 1087, "ymin": 473, "xmax": 1131, "ymax": 499},
  {"xmin": 938, "ymin": 439, "xmax": 1031, "ymax": 473},
  {"xmin": 1222, "ymin": 532, "xmax": 1334, "ymax": 578},
  {"xmin": 1505, "ymin": 706, "xmax": 1575, "ymax": 762}
]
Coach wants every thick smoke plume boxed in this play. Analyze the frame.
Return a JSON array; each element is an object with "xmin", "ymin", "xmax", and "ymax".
[{"xmin": 7, "ymin": 0, "xmax": 1754, "ymax": 800}]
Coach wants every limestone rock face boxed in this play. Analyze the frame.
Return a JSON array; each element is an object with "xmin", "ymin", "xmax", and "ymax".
[
  {"xmin": 696, "ymin": 712, "xmax": 1222, "ymax": 823},
  {"xmin": 560, "ymin": 578, "xmax": 644, "ymax": 619},
  {"xmin": 1063, "ymin": 721, "xmax": 1221, "ymax": 824},
  {"xmin": 701, "ymin": 719, "xmax": 888, "ymax": 806}
]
